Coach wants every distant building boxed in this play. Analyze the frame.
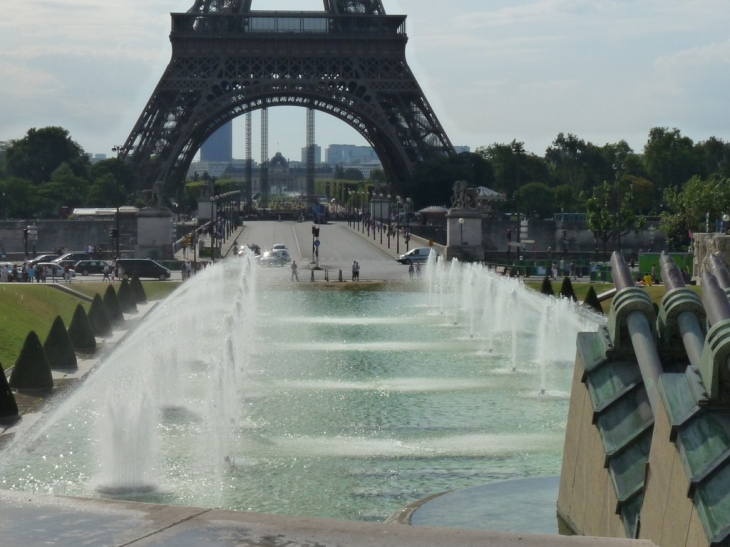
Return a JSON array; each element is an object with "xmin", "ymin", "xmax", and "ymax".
[
  {"xmin": 201, "ymin": 121, "xmax": 233, "ymax": 162},
  {"xmin": 86, "ymin": 153, "xmax": 108, "ymax": 164},
  {"xmin": 454, "ymin": 146, "xmax": 471, "ymax": 154},
  {"xmin": 325, "ymin": 144, "xmax": 380, "ymax": 165},
  {"xmin": 300, "ymin": 145, "xmax": 322, "ymax": 164}
]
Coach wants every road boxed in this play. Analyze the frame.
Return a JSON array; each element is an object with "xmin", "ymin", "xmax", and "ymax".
[{"xmin": 234, "ymin": 220, "xmax": 416, "ymax": 282}]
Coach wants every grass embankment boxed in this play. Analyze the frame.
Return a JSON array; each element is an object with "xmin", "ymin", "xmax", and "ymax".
[
  {"xmin": 0, "ymin": 282, "xmax": 180, "ymax": 370},
  {"xmin": 524, "ymin": 280, "xmax": 702, "ymax": 314}
]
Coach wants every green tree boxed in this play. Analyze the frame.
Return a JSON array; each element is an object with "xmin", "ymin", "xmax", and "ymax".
[
  {"xmin": 585, "ymin": 178, "xmax": 642, "ymax": 256},
  {"xmin": 0, "ymin": 177, "xmax": 40, "ymax": 218},
  {"xmin": 545, "ymin": 133, "xmax": 587, "ymax": 193},
  {"xmin": 342, "ymin": 168, "xmax": 364, "ymax": 181},
  {"xmin": 4, "ymin": 126, "xmax": 89, "ymax": 185},
  {"xmin": 88, "ymin": 173, "xmax": 128, "ymax": 207},
  {"xmin": 642, "ymin": 127, "xmax": 699, "ymax": 194},
  {"xmin": 37, "ymin": 163, "xmax": 89, "ymax": 216},
  {"xmin": 516, "ymin": 182, "xmax": 555, "ymax": 219},
  {"xmin": 90, "ymin": 158, "xmax": 135, "ymax": 198},
  {"xmin": 660, "ymin": 176, "xmax": 730, "ymax": 250}
]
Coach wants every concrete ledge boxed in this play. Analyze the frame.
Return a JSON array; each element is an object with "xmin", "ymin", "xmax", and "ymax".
[{"xmin": 0, "ymin": 490, "xmax": 658, "ymax": 547}]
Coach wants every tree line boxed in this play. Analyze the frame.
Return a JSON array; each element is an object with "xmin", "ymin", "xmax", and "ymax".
[{"xmin": 1, "ymin": 125, "xmax": 728, "ymax": 251}]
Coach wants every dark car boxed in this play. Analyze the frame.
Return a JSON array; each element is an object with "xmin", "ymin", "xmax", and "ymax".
[
  {"xmin": 115, "ymin": 258, "xmax": 171, "ymax": 280},
  {"xmin": 74, "ymin": 259, "xmax": 110, "ymax": 276}
]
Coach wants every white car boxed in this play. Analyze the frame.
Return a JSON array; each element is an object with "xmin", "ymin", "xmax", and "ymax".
[
  {"xmin": 272, "ymin": 244, "xmax": 288, "ymax": 252},
  {"xmin": 257, "ymin": 250, "xmax": 292, "ymax": 267},
  {"xmin": 396, "ymin": 247, "xmax": 440, "ymax": 265}
]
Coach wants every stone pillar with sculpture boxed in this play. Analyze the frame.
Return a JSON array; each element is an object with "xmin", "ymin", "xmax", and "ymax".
[
  {"xmin": 136, "ymin": 181, "xmax": 173, "ymax": 260},
  {"xmin": 446, "ymin": 181, "xmax": 483, "ymax": 261},
  {"xmin": 695, "ymin": 233, "xmax": 730, "ymax": 280}
]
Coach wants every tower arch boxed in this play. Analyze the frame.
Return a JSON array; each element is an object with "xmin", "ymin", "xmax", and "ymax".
[{"xmin": 120, "ymin": 1, "xmax": 455, "ymax": 195}]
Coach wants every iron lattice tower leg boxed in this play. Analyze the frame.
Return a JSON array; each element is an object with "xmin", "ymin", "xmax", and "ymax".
[
  {"xmin": 119, "ymin": 1, "xmax": 454, "ymax": 195},
  {"xmin": 306, "ymin": 107, "xmax": 315, "ymax": 201},
  {"xmin": 261, "ymin": 107, "xmax": 269, "ymax": 209},
  {"xmin": 245, "ymin": 111, "xmax": 252, "ymax": 211}
]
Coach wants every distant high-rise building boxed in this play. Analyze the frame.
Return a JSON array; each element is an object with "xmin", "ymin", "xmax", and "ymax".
[
  {"xmin": 201, "ymin": 121, "xmax": 233, "ymax": 162},
  {"xmin": 300, "ymin": 145, "xmax": 321, "ymax": 164},
  {"xmin": 454, "ymin": 146, "xmax": 471, "ymax": 154},
  {"xmin": 325, "ymin": 144, "xmax": 379, "ymax": 165}
]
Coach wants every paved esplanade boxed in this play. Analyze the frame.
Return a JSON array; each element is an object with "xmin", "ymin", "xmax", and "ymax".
[{"xmin": 233, "ymin": 220, "xmax": 416, "ymax": 281}]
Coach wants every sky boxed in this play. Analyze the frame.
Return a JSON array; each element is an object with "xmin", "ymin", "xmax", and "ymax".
[{"xmin": 1, "ymin": 0, "xmax": 729, "ymax": 163}]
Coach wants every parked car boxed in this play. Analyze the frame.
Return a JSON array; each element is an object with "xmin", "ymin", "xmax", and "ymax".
[
  {"xmin": 257, "ymin": 250, "xmax": 291, "ymax": 267},
  {"xmin": 55, "ymin": 252, "xmax": 92, "ymax": 264},
  {"xmin": 396, "ymin": 247, "xmax": 440, "ymax": 265},
  {"xmin": 28, "ymin": 254, "xmax": 59, "ymax": 267},
  {"xmin": 272, "ymin": 244, "xmax": 288, "ymax": 252},
  {"xmin": 115, "ymin": 258, "xmax": 171, "ymax": 280},
  {"xmin": 36, "ymin": 262, "xmax": 75, "ymax": 278},
  {"xmin": 74, "ymin": 260, "xmax": 110, "ymax": 276}
]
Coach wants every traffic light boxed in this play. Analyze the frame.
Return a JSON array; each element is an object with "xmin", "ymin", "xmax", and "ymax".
[
  {"xmin": 506, "ymin": 229, "xmax": 511, "ymax": 241},
  {"xmin": 312, "ymin": 226, "xmax": 320, "ymax": 238},
  {"xmin": 185, "ymin": 234, "xmax": 192, "ymax": 247},
  {"xmin": 109, "ymin": 228, "xmax": 119, "ymax": 239},
  {"xmin": 23, "ymin": 228, "xmax": 29, "ymax": 239}
]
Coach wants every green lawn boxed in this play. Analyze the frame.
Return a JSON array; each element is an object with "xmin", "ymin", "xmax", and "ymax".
[
  {"xmin": 0, "ymin": 281, "xmax": 180, "ymax": 371},
  {"xmin": 0, "ymin": 285, "xmax": 90, "ymax": 370}
]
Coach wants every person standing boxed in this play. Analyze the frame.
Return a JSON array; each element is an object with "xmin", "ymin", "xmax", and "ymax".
[
  {"xmin": 351, "ymin": 260, "xmax": 357, "ymax": 281},
  {"xmin": 354, "ymin": 261, "xmax": 360, "ymax": 281},
  {"xmin": 415, "ymin": 262, "xmax": 421, "ymax": 279},
  {"xmin": 103, "ymin": 263, "xmax": 111, "ymax": 282},
  {"xmin": 408, "ymin": 263, "xmax": 414, "ymax": 280},
  {"xmin": 291, "ymin": 260, "xmax": 299, "ymax": 282}
]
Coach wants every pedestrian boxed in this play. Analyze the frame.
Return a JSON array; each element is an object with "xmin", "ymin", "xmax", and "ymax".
[
  {"xmin": 559, "ymin": 258, "xmax": 565, "ymax": 277},
  {"xmin": 415, "ymin": 262, "xmax": 421, "ymax": 279},
  {"xmin": 51, "ymin": 265, "xmax": 57, "ymax": 283},
  {"xmin": 28, "ymin": 265, "xmax": 35, "ymax": 283},
  {"xmin": 551, "ymin": 262, "xmax": 557, "ymax": 279},
  {"xmin": 102, "ymin": 263, "xmax": 111, "ymax": 282},
  {"xmin": 291, "ymin": 260, "xmax": 299, "ymax": 282},
  {"xmin": 352, "ymin": 260, "xmax": 357, "ymax": 281},
  {"xmin": 408, "ymin": 263, "xmax": 414, "ymax": 280},
  {"xmin": 354, "ymin": 261, "xmax": 360, "ymax": 280},
  {"xmin": 64, "ymin": 265, "xmax": 71, "ymax": 283}
]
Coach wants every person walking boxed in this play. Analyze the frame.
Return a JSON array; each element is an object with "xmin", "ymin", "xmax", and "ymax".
[
  {"xmin": 102, "ymin": 263, "xmax": 111, "ymax": 282},
  {"xmin": 415, "ymin": 262, "xmax": 421, "ymax": 279},
  {"xmin": 408, "ymin": 263, "xmax": 414, "ymax": 280},
  {"xmin": 291, "ymin": 260, "xmax": 299, "ymax": 282}
]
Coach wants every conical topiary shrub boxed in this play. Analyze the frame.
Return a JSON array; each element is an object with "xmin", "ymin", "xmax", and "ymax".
[
  {"xmin": 103, "ymin": 285, "xmax": 124, "ymax": 324},
  {"xmin": 0, "ymin": 364, "xmax": 19, "ymax": 418},
  {"xmin": 68, "ymin": 304, "xmax": 97, "ymax": 352},
  {"xmin": 584, "ymin": 286, "xmax": 604, "ymax": 314},
  {"xmin": 540, "ymin": 276, "xmax": 555, "ymax": 296},
  {"xmin": 117, "ymin": 279, "xmax": 138, "ymax": 313},
  {"xmin": 9, "ymin": 331, "xmax": 53, "ymax": 391},
  {"xmin": 88, "ymin": 293, "xmax": 112, "ymax": 337},
  {"xmin": 559, "ymin": 277, "xmax": 577, "ymax": 301},
  {"xmin": 130, "ymin": 272, "xmax": 147, "ymax": 303},
  {"xmin": 43, "ymin": 316, "xmax": 78, "ymax": 369}
]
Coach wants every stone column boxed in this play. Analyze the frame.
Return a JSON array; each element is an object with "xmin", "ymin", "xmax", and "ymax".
[
  {"xmin": 135, "ymin": 208, "xmax": 173, "ymax": 260},
  {"xmin": 446, "ymin": 209, "xmax": 483, "ymax": 261}
]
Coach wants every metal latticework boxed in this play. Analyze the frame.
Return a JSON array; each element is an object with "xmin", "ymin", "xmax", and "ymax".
[
  {"xmin": 306, "ymin": 107, "xmax": 315, "ymax": 200},
  {"xmin": 119, "ymin": 0, "xmax": 455, "ymax": 194},
  {"xmin": 245, "ymin": 111, "xmax": 252, "ymax": 210},
  {"xmin": 260, "ymin": 107, "xmax": 269, "ymax": 208}
]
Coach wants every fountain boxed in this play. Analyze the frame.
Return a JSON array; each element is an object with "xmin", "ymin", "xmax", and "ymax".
[{"xmin": 0, "ymin": 252, "xmax": 601, "ymax": 528}]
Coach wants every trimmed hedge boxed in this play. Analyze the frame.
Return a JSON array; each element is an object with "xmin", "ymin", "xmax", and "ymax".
[
  {"xmin": 584, "ymin": 286, "xmax": 604, "ymax": 314},
  {"xmin": 68, "ymin": 304, "xmax": 97, "ymax": 352},
  {"xmin": 130, "ymin": 272, "xmax": 147, "ymax": 303},
  {"xmin": 117, "ymin": 279, "xmax": 138, "ymax": 313},
  {"xmin": 540, "ymin": 276, "xmax": 555, "ymax": 296},
  {"xmin": 0, "ymin": 363, "xmax": 19, "ymax": 418},
  {"xmin": 88, "ymin": 294, "xmax": 112, "ymax": 337},
  {"xmin": 103, "ymin": 285, "xmax": 124, "ymax": 324},
  {"xmin": 559, "ymin": 277, "xmax": 577, "ymax": 302},
  {"xmin": 44, "ymin": 316, "xmax": 78, "ymax": 369},
  {"xmin": 9, "ymin": 331, "xmax": 53, "ymax": 390}
]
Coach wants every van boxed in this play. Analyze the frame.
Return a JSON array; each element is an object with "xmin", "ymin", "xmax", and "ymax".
[
  {"xmin": 115, "ymin": 258, "xmax": 171, "ymax": 280},
  {"xmin": 396, "ymin": 247, "xmax": 440, "ymax": 265}
]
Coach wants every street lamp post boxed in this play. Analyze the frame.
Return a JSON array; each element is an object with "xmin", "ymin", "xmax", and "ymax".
[
  {"xmin": 396, "ymin": 196, "xmax": 401, "ymax": 254},
  {"xmin": 387, "ymin": 194, "xmax": 391, "ymax": 249},
  {"xmin": 458, "ymin": 217, "xmax": 465, "ymax": 259},
  {"xmin": 405, "ymin": 197, "xmax": 411, "ymax": 251},
  {"xmin": 613, "ymin": 161, "xmax": 625, "ymax": 254}
]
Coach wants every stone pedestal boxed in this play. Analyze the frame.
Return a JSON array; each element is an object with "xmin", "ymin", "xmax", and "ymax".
[
  {"xmin": 446, "ymin": 209, "xmax": 483, "ymax": 261},
  {"xmin": 197, "ymin": 198, "xmax": 215, "ymax": 223},
  {"xmin": 135, "ymin": 208, "xmax": 173, "ymax": 260}
]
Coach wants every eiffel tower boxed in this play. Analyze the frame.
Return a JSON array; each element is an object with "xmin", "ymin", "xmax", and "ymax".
[{"xmin": 120, "ymin": 0, "xmax": 455, "ymax": 196}]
